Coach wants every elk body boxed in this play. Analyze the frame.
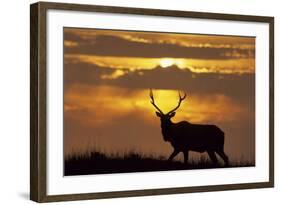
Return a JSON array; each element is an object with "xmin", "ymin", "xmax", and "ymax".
[{"xmin": 150, "ymin": 90, "xmax": 229, "ymax": 166}]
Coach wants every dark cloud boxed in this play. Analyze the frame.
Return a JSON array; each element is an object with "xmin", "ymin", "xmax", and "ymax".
[
  {"xmin": 64, "ymin": 62, "xmax": 114, "ymax": 86},
  {"xmin": 64, "ymin": 30, "xmax": 85, "ymax": 42},
  {"xmin": 64, "ymin": 62, "xmax": 254, "ymax": 107},
  {"xmin": 114, "ymin": 66, "xmax": 254, "ymax": 104},
  {"xmin": 64, "ymin": 34, "xmax": 254, "ymax": 60}
]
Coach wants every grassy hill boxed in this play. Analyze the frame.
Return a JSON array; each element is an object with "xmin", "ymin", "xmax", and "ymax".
[{"xmin": 64, "ymin": 150, "xmax": 254, "ymax": 176}]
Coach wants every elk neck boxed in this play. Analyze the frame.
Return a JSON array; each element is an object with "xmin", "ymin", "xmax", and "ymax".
[{"xmin": 160, "ymin": 119, "xmax": 174, "ymax": 141}]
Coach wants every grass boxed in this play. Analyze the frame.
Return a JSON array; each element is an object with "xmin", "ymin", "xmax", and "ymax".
[
  {"xmin": 64, "ymin": 151, "xmax": 255, "ymax": 176},
  {"xmin": 64, "ymin": 150, "xmax": 255, "ymax": 176}
]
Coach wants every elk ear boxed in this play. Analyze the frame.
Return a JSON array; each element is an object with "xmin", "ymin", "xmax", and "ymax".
[
  {"xmin": 156, "ymin": 112, "xmax": 162, "ymax": 117},
  {"xmin": 169, "ymin": 112, "xmax": 176, "ymax": 118}
]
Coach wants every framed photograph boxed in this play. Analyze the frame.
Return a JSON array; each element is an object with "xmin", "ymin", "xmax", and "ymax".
[{"xmin": 30, "ymin": 2, "xmax": 274, "ymax": 202}]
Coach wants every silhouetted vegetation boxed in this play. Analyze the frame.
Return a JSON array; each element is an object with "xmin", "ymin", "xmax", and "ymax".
[{"xmin": 64, "ymin": 150, "xmax": 254, "ymax": 176}]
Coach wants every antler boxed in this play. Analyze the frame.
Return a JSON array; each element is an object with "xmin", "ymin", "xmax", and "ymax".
[
  {"xmin": 149, "ymin": 89, "xmax": 164, "ymax": 114},
  {"xmin": 167, "ymin": 91, "xmax": 187, "ymax": 114}
]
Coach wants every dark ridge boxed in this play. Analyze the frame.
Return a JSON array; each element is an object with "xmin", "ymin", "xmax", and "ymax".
[{"xmin": 64, "ymin": 151, "xmax": 255, "ymax": 176}]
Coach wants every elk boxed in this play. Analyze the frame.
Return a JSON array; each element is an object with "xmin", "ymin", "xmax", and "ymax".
[{"xmin": 149, "ymin": 89, "xmax": 229, "ymax": 166}]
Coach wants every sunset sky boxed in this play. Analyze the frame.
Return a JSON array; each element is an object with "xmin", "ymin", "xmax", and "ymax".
[{"xmin": 63, "ymin": 28, "xmax": 255, "ymax": 162}]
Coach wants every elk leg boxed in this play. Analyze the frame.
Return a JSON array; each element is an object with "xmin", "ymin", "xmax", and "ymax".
[
  {"xmin": 183, "ymin": 150, "xmax": 189, "ymax": 164},
  {"xmin": 168, "ymin": 150, "xmax": 179, "ymax": 161},
  {"xmin": 216, "ymin": 150, "xmax": 229, "ymax": 166},
  {"xmin": 207, "ymin": 151, "xmax": 218, "ymax": 165}
]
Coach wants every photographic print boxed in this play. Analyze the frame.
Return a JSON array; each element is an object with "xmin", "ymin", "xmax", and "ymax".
[
  {"xmin": 63, "ymin": 28, "xmax": 255, "ymax": 176},
  {"xmin": 30, "ymin": 2, "xmax": 274, "ymax": 202}
]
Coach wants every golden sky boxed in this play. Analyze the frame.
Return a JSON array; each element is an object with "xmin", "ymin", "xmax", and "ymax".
[{"xmin": 63, "ymin": 28, "xmax": 255, "ymax": 162}]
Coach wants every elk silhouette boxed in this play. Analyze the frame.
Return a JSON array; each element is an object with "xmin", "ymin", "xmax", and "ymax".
[{"xmin": 149, "ymin": 89, "xmax": 229, "ymax": 166}]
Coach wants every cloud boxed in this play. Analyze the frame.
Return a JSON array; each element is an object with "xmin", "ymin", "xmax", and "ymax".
[
  {"xmin": 64, "ymin": 30, "xmax": 255, "ymax": 60},
  {"xmin": 111, "ymin": 65, "xmax": 254, "ymax": 99},
  {"xmin": 64, "ymin": 62, "xmax": 255, "ymax": 107},
  {"xmin": 65, "ymin": 28, "xmax": 255, "ymax": 49},
  {"xmin": 65, "ymin": 85, "xmax": 245, "ymax": 125},
  {"xmin": 65, "ymin": 54, "xmax": 255, "ymax": 74},
  {"xmin": 64, "ymin": 61, "xmax": 115, "ymax": 85}
]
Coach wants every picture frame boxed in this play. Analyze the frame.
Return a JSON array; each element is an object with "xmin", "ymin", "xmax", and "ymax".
[{"xmin": 30, "ymin": 1, "xmax": 274, "ymax": 202}]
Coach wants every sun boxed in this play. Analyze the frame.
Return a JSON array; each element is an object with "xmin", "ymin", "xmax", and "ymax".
[{"xmin": 159, "ymin": 58, "xmax": 175, "ymax": 68}]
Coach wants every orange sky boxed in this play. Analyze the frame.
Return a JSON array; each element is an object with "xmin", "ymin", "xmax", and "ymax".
[{"xmin": 63, "ymin": 28, "xmax": 255, "ymax": 162}]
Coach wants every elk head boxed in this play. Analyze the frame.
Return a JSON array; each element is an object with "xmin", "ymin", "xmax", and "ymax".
[{"xmin": 149, "ymin": 89, "xmax": 187, "ymax": 141}]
